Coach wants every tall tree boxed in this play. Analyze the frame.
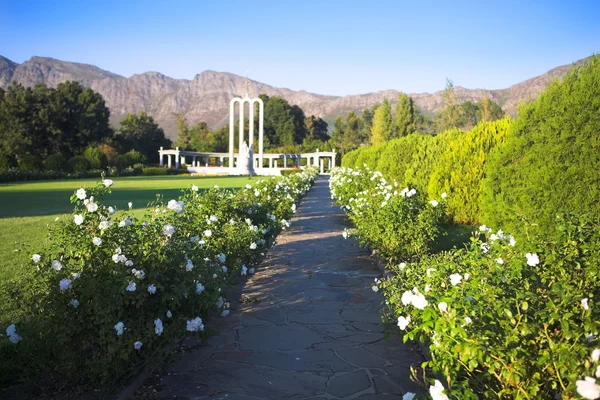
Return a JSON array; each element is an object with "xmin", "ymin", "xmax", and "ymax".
[
  {"xmin": 435, "ymin": 78, "xmax": 462, "ymax": 133},
  {"xmin": 371, "ymin": 99, "xmax": 393, "ymax": 145},
  {"xmin": 305, "ymin": 115, "xmax": 329, "ymax": 141},
  {"xmin": 395, "ymin": 93, "xmax": 417, "ymax": 137},
  {"xmin": 117, "ymin": 111, "xmax": 171, "ymax": 162},
  {"xmin": 477, "ymin": 92, "xmax": 504, "ymax": 123}
]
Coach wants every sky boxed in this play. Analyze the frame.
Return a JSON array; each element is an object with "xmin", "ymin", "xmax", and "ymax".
[{"xmin": 1, "ymin": 0, "xmax": 599, "ymax": 96}]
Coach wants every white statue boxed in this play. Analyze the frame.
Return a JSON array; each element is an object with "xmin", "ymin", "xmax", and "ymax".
[{"xmin": 237, "ymin": 140, "xmax": 255, "ymax": 175}]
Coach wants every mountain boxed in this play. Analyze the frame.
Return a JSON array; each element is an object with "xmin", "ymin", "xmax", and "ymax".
[{"xmin": 0, "ymin": 55, "xmax": 592, "ymax": 138}]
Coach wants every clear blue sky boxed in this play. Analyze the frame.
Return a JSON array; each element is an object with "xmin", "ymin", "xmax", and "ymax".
[{"xmin": 1, "ymin": 0, "xmax": 598, "ymax": 96}]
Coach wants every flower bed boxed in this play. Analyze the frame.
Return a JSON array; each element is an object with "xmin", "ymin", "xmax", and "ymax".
[
  {"xmin": 329, "ymin": 166, "xmax": 446, "ymax": 262},
  {"xmin": 331, "ymin": 167, "xmax": 600, "ymax": 399},
  {"xmin": 0, "ymin": 167, "xmax": 318, "ymax": 390}
]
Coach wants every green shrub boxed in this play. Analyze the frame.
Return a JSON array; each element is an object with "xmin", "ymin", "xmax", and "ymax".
[
  {"xmin": 482, "ymin": 56, "xmax": 600, "ymax": 239},
  {"xmin": 374, "ymin": 134, "xmax": 430, "ymax": 184},
  {"xmin": 428, "ymin": 117, "xmax": 513, "ymax": 224},
  {"xmin": 142, "ymin": 167, "xmax": 169, "ymax": 176},
  {"xmin": 280, "ymin": 169, "xmax": 302, "ymax": 176},
  {"xmin": 18, "ymin": 156, "xmax": 43, "ymax": 172},
  {"xmin": 43, "ymin": 154, "xmax": 68, "ymax": 172},
  {"xmin": 379, "ymin": 213, "xmax": 600, "ymax": 398},
  {"xmin": 68, "ymin": 156, "xmax": 90, "ymax": 173},
  {"xmin": 0, "ymin": 168, "xmax": 319, "ymax": 389},
  {"xmin": 82, "ymin": 146, "xmax": 107, "ymax": 170},
  {"xmin": 341, "ymin": 149, "xmax": 360, "ymax": 168},
  {"xmin": 330, "ymin": 166, "xmax": 446, "ymax": 262},
  {"xmin": 0, "ymin": 154, "xmax": 18, "ymax": 171},
  {"xmin": 124, "ymin": 150, "xmax": 146, "ymax": 166}
]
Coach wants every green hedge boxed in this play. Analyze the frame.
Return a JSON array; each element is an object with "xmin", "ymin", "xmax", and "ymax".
[
  {"xmin": 481, "ymin": 56, "xmax": 600, "ymax": 238},
  {"xmin": 18, "ymin": 156, "xmax": 43, "ymax": 172},
  {"xmin": 340, "ymin": 123, "xmax": 508, "ymax": 225},
  {"xmin": 43, "ymin": 154, "xmax": 68, "ymax": 172},
  {"xmin": 280, "ymin": 169, "xmax": 302, "ymax": 177},
  {"xmin": 429, "ymin": 117, "xmax": 513, "ymax": 224}
]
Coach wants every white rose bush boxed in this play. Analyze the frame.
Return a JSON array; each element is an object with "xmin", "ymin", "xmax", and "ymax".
[
  {"xmin": 331, "ymin": 166, "xmax": 600, "ymax": 399},
  {"xmin": 330, "ymin": 166, "xmax": 447, "ymax": 262},
  {"xmin": 0, "ymin": 167, "xmax": 318, "ymax": 388}
]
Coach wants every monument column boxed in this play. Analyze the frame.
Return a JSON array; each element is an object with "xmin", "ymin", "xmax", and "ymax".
[
  {"xmin": 159, "ymin": 147, "xmax": 164, "ymax": 167},
  {"xmin": 175, "ymin": 148, "xmax": 180, "ymax": 169}
]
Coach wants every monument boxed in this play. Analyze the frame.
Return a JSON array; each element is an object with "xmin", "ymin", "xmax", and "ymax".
[
  {"xmin": 229, "ymin": 80, "xmax": 262, "ymax": 175},
  {"xmin": 158, "ymin": 78, "xmax": 336, "ymax": 176}
]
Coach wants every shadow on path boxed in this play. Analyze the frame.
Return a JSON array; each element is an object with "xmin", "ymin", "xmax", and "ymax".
[{"xmin": 145, "ymin": 178, "xmax": 425, "ymax": 400}]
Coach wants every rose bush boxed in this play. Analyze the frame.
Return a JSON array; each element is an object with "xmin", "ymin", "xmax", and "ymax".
[
  {"xmin": 377, "ymin": 213, "xmax": 600, "ymax": 399},
  {"xmin": 0, "ymin": 167, "xmax": 318, "ymax": 389},
  {"xmin": 330, "ymin": 166, "xmax": 447, "ymax": 262}
]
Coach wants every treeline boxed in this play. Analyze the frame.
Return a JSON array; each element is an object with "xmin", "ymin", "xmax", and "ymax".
[
  {"xmin": 342, "ymin": 55, "xmax": 600, "ymax": 239},
  {"xmin": 331, "ymin": 81, "xmax": 505, "ymax": 158},
  {"xmin": 0, "ymin": 81, "xmax": 171, "ymax": 173},
  {"xmin": 173, "ymin": 94, "xmax": 332, "ymax": 155}
]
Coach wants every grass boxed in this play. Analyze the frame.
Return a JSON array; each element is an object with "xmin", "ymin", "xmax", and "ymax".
[{"xmin": 0, "ymin": 175, "xmax": 257, "ymax": 281}]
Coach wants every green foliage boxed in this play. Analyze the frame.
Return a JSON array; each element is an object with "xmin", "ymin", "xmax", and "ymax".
[
  {"xmin": 259, "ymin": 95, "xmax": 307, "ymax": 148},
  {"xmin": 116, "ymin": 111, "xmax": 171, "ymax": 162},
  {"xmin": 18, "ymin": 155, "xmax": 43, "ymax": 172},
  {"xmin": 124, "ymin": 150, "xmax": 146, "ymax": 166},
  {"xmin": 429, "ymin": 117, "xmax": 513, "ymax": 224},
  {"xmin": 68, "ymin": 155, "xmax": 90, "ymax": 173},
  {"xmin": 379, "ymin": 214, "xmax": 600, "ymax": 399},
  {"xmin": 395, "ymin": 93, "xmax": 417, "ymax": 137},
  {"xmin": 331, "ymin": 167, "xmax": 446, "ymax": 262},
  {"xmin": 435, "ymin": 79, "xmax": 462, "ymax": 133},
  {"xmin": 280, "ymin": 169, "xmax": 302, "ymax": 177},
  {"xmin": 482, "ymin": 55, "xmax": 600, "ymax": 239},
  {"xmin": 0, "ymin": 168, "xmax": 319, "ymax": 389},
  {"xmin": 457, "ymin": 97, "xmax": 505, "ymax": 130},
  {"xmin": 43, "ymin": 154, "xmax": 68, "ymax": 172},
  {"xmin": 371, "ymin": 99, "xmax": 393, "ymax": 145},
  {"xmin": 0, "ymin": 153, "xmax": 17, "ymax": 171},
  {"xmin": 0, "ymin": 81, "xmax": 113, "ymax": 159},
  {"xmin": 304, "ymin": 115, "xmax": 329, "ymax": 141},
  {"xmin": 142, "ymin": 167, "xmax": 178, "ymax": 176},
  {"xmin": 82, "ymin": 146, "xmax": 108, "ymax": 170}
]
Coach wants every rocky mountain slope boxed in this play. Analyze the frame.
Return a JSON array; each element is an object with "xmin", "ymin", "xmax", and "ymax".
[{"xmin": 0, "ymin": 55, "xmax": 591, "ymax": 138}]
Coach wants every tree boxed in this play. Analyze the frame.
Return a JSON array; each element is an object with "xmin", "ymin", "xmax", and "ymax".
[
  {"xmin": 477, "ymin": 92, "xmax": 504, "ymax": 123},
  {"xmin": 0, "ymin": 81, "xmax": 112, "ymax": 159},
  {"xmin": 371, "ymin": 99, "xmax": 393, "ymax": 145},
  {"xmin": 260, "ymin": 95, "xmax": 297, "ymax": 148},
  {"xmin": 117, "ymin": 111, "xmax": 171, "ymax": 163},
  {"xmin": 435, "ymin": 79, "xmax": 462, "ymax": 133},
  {"xmin": 50, "ymin": 81, "xmax": 113, "ymax": 157},
  {"xmin": 305, "ymin": 116, "xmax": 329, "ymax": 141},
  {"xmin": 395, "ymin": 93, "xmax": 417, "ymax": 137},
  {"xmin": 361, "ymin": 103, "xmax": 379, "ymax": 144},
  {"xmin": 457, "ymin": 101, "xmax": 479, "ymax": 129}
]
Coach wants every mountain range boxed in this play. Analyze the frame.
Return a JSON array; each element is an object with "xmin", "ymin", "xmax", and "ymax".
[{"xmin": 0, "ymin": 55, "xmax": 591, "ymax": 139}]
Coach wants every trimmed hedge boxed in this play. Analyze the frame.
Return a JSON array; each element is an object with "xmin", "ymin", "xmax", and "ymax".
[
  {"xmin": 18, "ymin": 156, "xmax": 43, "ymax": 172},
  {"xmin": 43, "ymin": 155, "xmax": 68, "ymax": 172},
  {"xmin": 429, "ymin": 117, "xmax": 513, "ymax": 224},
  {"xmin": 341, "ymin": 121, "xmax": 510, "ymax": 226},
  {"xmin": 481, "ymin": 56, "xmax": 600, "ymax": 238}
]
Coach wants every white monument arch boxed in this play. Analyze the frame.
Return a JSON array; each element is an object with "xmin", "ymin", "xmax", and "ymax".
[{"xmin": 158, "ymin": 86, "xmax": 336, "ymax": 176}]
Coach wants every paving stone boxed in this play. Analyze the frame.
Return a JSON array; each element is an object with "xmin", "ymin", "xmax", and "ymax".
[
  {"xmin": 337, "ymin": 347, "xmax": 387, "ymax": 368},
  {"xmin": 146, "ymin": 179, "xmax": 423, "ymax": 399},
  {"xmin": 238, "ymin": 325, "xmax": 327, "ymax": 351},
  {"xmin": 327, "ymin": 370, "xmax": 371, "ymax": 397},
  {"xmin": 288, "ymin": 309, "xmax": 341, "ymax": 324},
  {"xmin": 341, "ymin": 309, "xmax": 383, "ymax": 324},
  {"xmin": 372, "ymin": 375, "xmax": 405, "ymax": 394},
  {"xmin": 247, "ymin": 349, "xmax": 353, "ymax": 372}
]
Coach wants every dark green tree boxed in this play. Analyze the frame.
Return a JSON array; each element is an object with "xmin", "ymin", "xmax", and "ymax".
[
  {"xmin": 305, "ymin": 115, "xmax": 329, "ymax": 141},
  {"xmin": 116, "ymin": 111, "xmax": 171, "ymax": 163},
  {"xmin": 395, "ymin": 93, "xmax": 418, "ymax": 137},
  {"xmin": 435, "ymin": 79, "xmax": 462, "ymax": 133}
]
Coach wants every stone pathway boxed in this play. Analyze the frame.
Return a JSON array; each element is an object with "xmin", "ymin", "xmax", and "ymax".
[{"xmin": 148, "ymin": 178, "xmax": 425, "ymax": 399}]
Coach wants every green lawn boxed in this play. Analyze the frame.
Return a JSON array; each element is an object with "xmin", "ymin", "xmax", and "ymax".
[{"xmin": 0, "ymin": 175, "xmax": 256, "ymax": 280}]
